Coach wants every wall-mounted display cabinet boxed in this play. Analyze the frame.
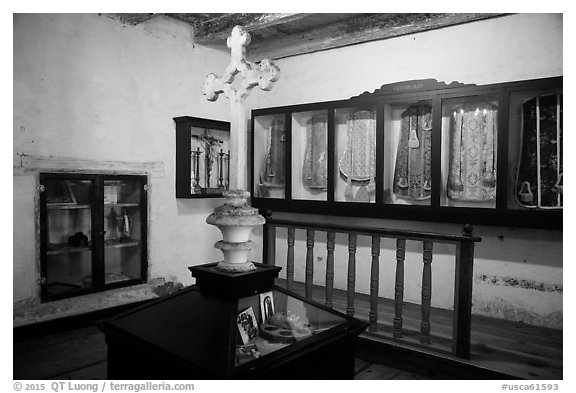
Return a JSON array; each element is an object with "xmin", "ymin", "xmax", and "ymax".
[
  {"xmin": 175, "ymin": 116, "xmax": 230, "ymax": 198},
  {"xmin": 251, "ymin": 77, "xmax": 562, "ymax": 229},
  {"xmin": 39, "ymin": 173, "xmax": 148, "ymax": 301}
]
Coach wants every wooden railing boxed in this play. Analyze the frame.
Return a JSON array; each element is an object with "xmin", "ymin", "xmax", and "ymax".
[{"xmin": 261, "ymin": 211, "xmax": 481, "ymax": 359}]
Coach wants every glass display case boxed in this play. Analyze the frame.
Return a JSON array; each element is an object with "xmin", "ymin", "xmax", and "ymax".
[
  {"xmin": 235, "ymin": 288, "xmax": 346, "ymax": 366},
  {"xmin": 440, "ymin": 94, "xmax": 499, "ymax": 209},
  {"xmin": 335, "ymin": 106, "xmax": 377, "ymax": 203},
  {"xmin": 291, "ymin": 110, "xmax": 328, "ymax": 201},
  {"xmin": 98, "ymin": 263, "xmax": 367, "ymax": 379},
  {"xmin": 250, "ymin": 77, "xmax": 562, "ymax": 229},
  {"xmin": 253, "ymin": 114, "xmax": 287, "ymax": 199},
  {"xmin": 175, "ymin": 116, "xmax": 230, "ymax": 198},
  {"xmin": 507, "ymin": 88, "xmax": 563, "ymax": 210},
  {"xmin": 383, "ymin": 99, "xmax": 433, "ymax": 206},
  {"xmin": 40, "ymin": 173, "xmax": 147, "ymax": 301}
]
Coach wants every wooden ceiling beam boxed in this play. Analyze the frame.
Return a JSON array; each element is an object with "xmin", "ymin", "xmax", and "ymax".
[
  {"xmin": 180, "ymin": 13, "xmax": 313, "ymax": 42},
  {"xmin": 244, "ymin": 13, "xmax": 508, "ymax": 60}
]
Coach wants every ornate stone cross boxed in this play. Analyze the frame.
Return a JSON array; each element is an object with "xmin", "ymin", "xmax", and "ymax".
[{"xmin": 203, "ymin": 25, "xmax": 280, "ymax": 190}]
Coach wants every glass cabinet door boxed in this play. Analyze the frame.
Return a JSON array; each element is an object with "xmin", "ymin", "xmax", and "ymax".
[
  {"xmin": 383, "ymin": 99, "xmax": 433, "ymax": 205},
  {"xmin": 507, "ymin": 88, "xmax": 562, "ymax": 210},
  {"xmin": 334, "ymin": 106, "xmax": 377, "ymax": 203},
  {"xmin": 235, "ymin": 289, "xmax": 347, "ymax": 366},
  {"xmin": 254, "ymin": 114, "xmax": 287, "ymax": 199},
  {"xmin": 440, "ymin": 94, "xmax": 499, "ymax": 208},
  {"xmin": 43, "ymin": 178, "xmax": 94, "ymax": 299},
  {"xmin": 41, "ymin": 174, "xmax": 147, "ymax": 301},
  {"xmin": 291, "ymin": 110, "xmax": 328, "ymax": 201},
  {"xmin": 103, "ymin": 178, "xmax": 144, "ymax": 285}
]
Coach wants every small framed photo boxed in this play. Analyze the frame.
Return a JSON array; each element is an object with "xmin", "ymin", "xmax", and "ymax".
[
  {"xmin": 259, "ymin": 291, "xmax": 275, "ymax": 323},
  {"xmin": 237, "ymin": 307, "xmax": 258, "ymax": 345}
]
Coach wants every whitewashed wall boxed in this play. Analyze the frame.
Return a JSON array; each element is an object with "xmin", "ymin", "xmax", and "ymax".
[
  {"xmin": 13, "ymin": 13, "xmax": 563, "ymax": 329},
  {"xmin": 13, "ymin": 14, "xmax": 231, "ymax": 306},
  {"xmin": 246, "ymin": 14, "xmax": 563, "ymax": 328}
]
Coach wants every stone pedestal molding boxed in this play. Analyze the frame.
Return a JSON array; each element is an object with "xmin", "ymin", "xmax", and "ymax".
[{"xmin": 206, "ymin": 190, "xmax": 265, "ymax": 272}]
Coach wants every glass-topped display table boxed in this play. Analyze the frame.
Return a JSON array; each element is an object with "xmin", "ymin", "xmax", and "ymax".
[{"xmin": 98, "ymin": 263, "xmax": 367, "ymax": 379}]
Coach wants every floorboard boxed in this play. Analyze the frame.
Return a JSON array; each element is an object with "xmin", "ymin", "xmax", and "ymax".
[
  {"xmin": 13, "ymin": 327, "xmax": 420, "ymax": 380},
  {"xmin": 279, "ymin": 279, "xmax": 562, "ymax": 380},
  {"xmin": 13, "ymin": 326, "xmax": 107, "ymax": 380},
  {"xmin": 13, "ymin": 281, "xmax": 562, "ymax": 380}
]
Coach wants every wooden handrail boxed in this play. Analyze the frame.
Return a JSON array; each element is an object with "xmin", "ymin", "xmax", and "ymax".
[
  {"xmin": 263, "ymin": 216, "xmax": 481, "ymax": 244},
  {"xmin": 261, "ymin": 210, "xmax": 481, "ymax": 359}
]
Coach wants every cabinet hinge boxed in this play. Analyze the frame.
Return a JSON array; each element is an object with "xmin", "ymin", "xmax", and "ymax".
[
  {"xmin": 37, "ymin": 184, "xmax": 45, "ymax": 194},
  {"xmin": 36, "ymin": 277, "xmax": 47, "ymax": 286},
  {"xmin": 143, "ymin": 184, "xmax": 150, "ymax": 192}
]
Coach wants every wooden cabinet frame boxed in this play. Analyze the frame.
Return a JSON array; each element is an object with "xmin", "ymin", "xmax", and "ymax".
[
  {"xmin": 174, "ymin": 116, "xmax": 231, "ymax": 198},
  {"xmin": 39, "ymin": 173, "xmax": 148, "ymax": 301},
  {"xmin": 250, "ymin": 77, "xmax": 562, "ymax": 229}
]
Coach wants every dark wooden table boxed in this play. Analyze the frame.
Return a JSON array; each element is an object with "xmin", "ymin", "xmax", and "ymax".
[{"xmin": 99, "ymin": 284, "xmax": 367, "ymax": 379}]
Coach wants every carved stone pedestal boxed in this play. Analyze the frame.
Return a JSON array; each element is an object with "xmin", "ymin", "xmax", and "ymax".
[{"xmin": 206, "ymin": 190, "xmax": 265, "ymax": 272}]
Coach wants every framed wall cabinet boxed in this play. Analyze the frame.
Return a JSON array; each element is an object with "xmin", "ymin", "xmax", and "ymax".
[
  {"xmin": 250, "ymin": 77, "xmax": 562, "ymax": 229},
  {"xmin": 175, "ymin": 116, "xmax": 230, "ymax": 198},
  {"xmin": 39, "ymin": 173, "xmax": 148, "ymax": 301}
]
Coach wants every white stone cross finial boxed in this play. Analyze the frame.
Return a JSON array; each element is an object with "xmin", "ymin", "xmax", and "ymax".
[{"xmin": 203, "ymin": 25, "xmax": 280, "ymax": 190}]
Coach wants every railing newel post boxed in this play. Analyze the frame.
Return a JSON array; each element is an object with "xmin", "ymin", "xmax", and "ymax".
[
  {"xmin": 453, "ymin": 224, "xmax": 476, "ymax": 359},
  {"xmin": 262, "ymin": 209, "xmax": 275, "ymax": 266}
]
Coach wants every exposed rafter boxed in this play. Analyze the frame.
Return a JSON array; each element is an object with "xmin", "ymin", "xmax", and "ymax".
[{"xmin": 115, "ymin": 13, "xmax": 509, "ymax": 60}]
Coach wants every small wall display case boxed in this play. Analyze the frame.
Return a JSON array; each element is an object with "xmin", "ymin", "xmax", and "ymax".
[
  {"xmin": 250, "ymin": 77, "xmax": 562, "ymax": 229},
  {"xmin": 175, "ymin": 116, "xmax": 230, "ymax": 198},
  {"xmin": 39, "ymin": 173, "xmax": 148, "ymax": 301}
]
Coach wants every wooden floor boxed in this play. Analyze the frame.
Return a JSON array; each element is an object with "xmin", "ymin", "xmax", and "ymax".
[
  {"xmin": 13, "ymin": 281, "xmax": 562, "ymax": 380},
  {"xmin": 13, "ymin": 325, "xmax": 422, "ymax": 380},
  {"xmin": 283, "ymin": 280, "xmax": 562, "ymax": 380}
]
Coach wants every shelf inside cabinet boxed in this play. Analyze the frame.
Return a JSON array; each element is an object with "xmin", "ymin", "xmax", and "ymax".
[
  {"xmin": 47, "ymin": 203, "xmax": 91, "ymax": 210},
  {"xmin": 104, "ymin": 240, "xmax": 140, "ymax": 249},
  {"xmin": 47, "ymin": 243, "xmax": 92, "ymax": 256},
  {"xmin": 104, "ymin": 203, "xmax": 140, "ymax": 208}
]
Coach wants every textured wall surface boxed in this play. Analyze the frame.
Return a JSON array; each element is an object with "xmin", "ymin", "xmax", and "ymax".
[
  {"xmin": 13, "ymin": 14, "xmax": 232, "ymax": 311},
  {"xmin": 247, "ymin": 14, "xmax": 563, "ymax": 329},
  {"xmin": 13, "ymin": 13, "xmax": 562, "ymax": 329}
]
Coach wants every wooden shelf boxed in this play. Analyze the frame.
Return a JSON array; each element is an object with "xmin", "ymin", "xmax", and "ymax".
[
  {"xmin": 47, "ymin": 244, "xmax": 91, "ymax": 256},
  {"xmin": 47, "ymin": 240, "xmax": 140, "ymax": 255},
  {"xmin": 46, "ymin": 203, "xmax": 140, "ymax": 210},
  {"xmin": 47, "ymin": 203, "xmax": 91, "ymax": 210},
  {"xmin": 104, "ymin": 240, "xmax": 140, "ymax": 249}
]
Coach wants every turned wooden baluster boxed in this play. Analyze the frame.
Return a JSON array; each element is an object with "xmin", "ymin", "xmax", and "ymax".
[
  {"xmin": 393, "ymin": 238, "xmax": 406, "ymax": 338},
  {"xmin": 326, "ymin": 232, "xmax": 336, "ymax": 308},
  {"xmin": 286, "ymin": 227, "xmax": 295, "ymax": 291},
  {"xmin": 369, "ymin": 236, "xmax": 380, "ymax": 332},
  {"xmin": 305, "ymin": 229, "xmax": 315, "ymax": 299},
  {"xmin": 346, "ymin": 233, "xmax": 357, "ymax": 316},
  {"xmin": 420, "ymin": 240, "xmax": 433, "ymax": 345}
]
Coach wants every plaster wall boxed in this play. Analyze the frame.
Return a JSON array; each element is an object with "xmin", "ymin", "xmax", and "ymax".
[
  {"xmin": 13, "ymin": 13, "xmax": 563, "ymax": 329},
  {"xmin": 246, "ymin": 14, "xmax": 563, "ymax": 328},
  {"xmin": 13, "ymin": 14, "xmax": 231, "ymax": 307}
]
